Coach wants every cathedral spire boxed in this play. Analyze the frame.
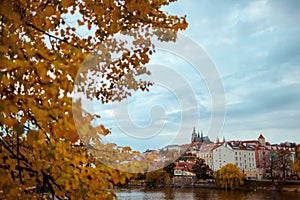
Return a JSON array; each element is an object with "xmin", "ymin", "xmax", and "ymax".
[
  {"xmin": 191, "ymin": 127, "xmax": 197, "ymax": 143},
  {"xmin": 192, "ymin": 126, "xmax": 197, "ymax": 135}
]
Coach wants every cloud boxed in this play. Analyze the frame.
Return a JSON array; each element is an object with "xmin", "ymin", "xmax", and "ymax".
[
  {"xmin": 167, "ymin": 0, "xmax": 300, "ymax": 144},
  {"xmin": 78, "ymin": 0, "xmax": 300, "ymax": 151}
]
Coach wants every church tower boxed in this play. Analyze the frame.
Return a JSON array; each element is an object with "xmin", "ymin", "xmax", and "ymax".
[
  {"xmin": 258, "ymin": 134, "xmax": 266, "ymax": 146},
  {"xmin": 191, "ymin": 127, "xmax": 197, "ymax": 143}
]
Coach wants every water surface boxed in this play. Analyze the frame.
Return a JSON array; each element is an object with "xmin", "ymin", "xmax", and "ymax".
[{"xmin": 115, "ymin": 187, "xmax": 300, "ymax": 200}]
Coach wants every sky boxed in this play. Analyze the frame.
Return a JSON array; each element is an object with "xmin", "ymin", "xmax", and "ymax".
[{"xmin": 79, "ymin": 0, "xmax": 300, "ymax": 151}]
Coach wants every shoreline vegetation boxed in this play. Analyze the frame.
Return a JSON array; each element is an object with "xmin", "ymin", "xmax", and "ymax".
[{"xmin": 122, "ymin": 179, "xmax": 300, "ymax": 193}]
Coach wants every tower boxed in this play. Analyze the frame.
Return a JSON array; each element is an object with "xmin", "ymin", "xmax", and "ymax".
[
  {"xmin": 258, "ymin": 134, "xmax": 265, "ymax": 146},
  {"xmin": 191, "ymin": 127, "xmax": 197, "ymax": 143}
]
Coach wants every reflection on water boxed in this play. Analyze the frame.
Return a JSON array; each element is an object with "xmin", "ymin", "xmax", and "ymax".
[{"xmin": 115, "ymin": 187, "xmax": 300, "ymax": 200}]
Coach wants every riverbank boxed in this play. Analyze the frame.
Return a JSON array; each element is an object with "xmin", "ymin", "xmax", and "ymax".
[
  {"xmin": 126, "ymin": 179, "xmax": 300, "ymax": 192},
  {"xmin": 194, "ymin": 180, "xmax": 300, "ymax": 192},
  {"xmin": 243, "ymin": 179, "xmax": 300, "ymax": 192}
]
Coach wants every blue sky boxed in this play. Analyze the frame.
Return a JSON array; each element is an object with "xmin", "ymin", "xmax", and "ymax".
[{"xmin": 81, "ymin": 0, "xmax": 300, "ymax": 151}]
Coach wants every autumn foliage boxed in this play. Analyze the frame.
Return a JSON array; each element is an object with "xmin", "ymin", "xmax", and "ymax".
[
  {"xmin": 145, "ymin": 170, "xmax": 170, "ymax": 187},
  {"xmin": 293, "ymin": 146, "xmax": 300, "ymax": 178},
  {"xmin": 192, "ymin": 158, "xmax": 210, "ymax": 179},
  {"xmin": 0, "ymin": 0, "xmax": 187, "ymax": 199},
  {"xmin": 215, "ymin": 164, "xmax": 245, "ymax": 190}
]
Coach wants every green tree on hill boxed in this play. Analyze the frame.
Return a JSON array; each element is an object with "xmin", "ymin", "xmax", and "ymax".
[{"xmin": 192, "ymin": 158, "xmax": 210, "ymax": 179}]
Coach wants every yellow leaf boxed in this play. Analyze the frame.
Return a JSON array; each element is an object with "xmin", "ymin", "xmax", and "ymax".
[
  {"xmin": 61, "ymin": 0, "xmax": 75, "ymax": 8},
  {"xmin": 3, "ymin": 118, "xmax": 17, "ymax": 127},
  {"xmin": 44, "ymin": 6, "xmax": 56, "ymax": 16},
  {"xmin": 77, "ymin": 20, "xmax": 84, "ymax": 26}
]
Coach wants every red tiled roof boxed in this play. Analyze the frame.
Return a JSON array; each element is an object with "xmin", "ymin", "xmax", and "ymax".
[
  {"xmin": 191, "ymin": 142, "xmax": 203, "ymax": 146},
  {"xmin": 181, "ymin": 143, "xmax": 191, "ymax": 147},
  {"xmin": 174, "ymin": 166, "xmax": 185, "ymax": 170},
  {"xmin": 215, "ymin": 142, "xmax": 225, "ymax": 145},
  {"xmin": 242, "ymin": 140, "xmax": 258, "ymax": 143},
  {"xmin": 174, "ymin": 161, "xmax": 195, "ymax": 171},
  {"xmin": 255, "ymin": 146, "xmax": 270, "ymax": 151},
  {"xmin": 258, "ymin": 134, "xmax": 265, "ymax": 139},
  {"xmin": 199, "ymin": 144, "xmax": 216, "ymax": 151}
]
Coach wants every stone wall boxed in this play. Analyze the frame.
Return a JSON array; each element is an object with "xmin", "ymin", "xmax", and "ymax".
[{"xmin": 169, "ymin": 176, "xmax": 196, "ymax": 187}]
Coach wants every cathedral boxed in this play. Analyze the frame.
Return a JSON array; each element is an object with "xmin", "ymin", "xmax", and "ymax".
[{"xmin": 191, "ymin": 127, "xmax": 212, "ymax": 144}]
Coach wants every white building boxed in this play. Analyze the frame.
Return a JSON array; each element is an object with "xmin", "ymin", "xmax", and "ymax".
[
  {"xmin": 227, "ymin": 141, "xmax": 258, "ymax": 179},
  {"xmin": 197, "ymin": 143, "xmax": 215, "ymax": 170},
  {"xmin": 212, "ymin": 143, "xmax": 235, "ymax": 171}
]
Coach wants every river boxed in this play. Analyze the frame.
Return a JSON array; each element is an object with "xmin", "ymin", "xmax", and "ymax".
[{"xmin": 115, "ymin": 187, "xmax": 300, "ymax": 200}]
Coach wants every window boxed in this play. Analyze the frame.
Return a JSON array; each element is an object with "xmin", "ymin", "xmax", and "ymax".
[{"xmin": 235, "ymin": 152, "xmax": 237, "ymax": 155}]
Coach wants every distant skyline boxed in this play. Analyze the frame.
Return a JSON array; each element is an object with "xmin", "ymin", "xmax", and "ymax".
[{"xmin": 82, "ymin": 0, "xmax": 300, "ymax": 151}]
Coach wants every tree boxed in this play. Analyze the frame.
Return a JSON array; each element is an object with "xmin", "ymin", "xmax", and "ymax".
[
  {"xmin": 192, "ymin": 158, "xmax": 210, "ymax": 180},
  {"xmin": 271, "ymin": 148, "xmax": 293, "ymax": 179},
  {"xmin": 163, "ymin": 162, "xmax": 176, "ymax": 178},
  {"xmin": 145, "ymin": 170, "xmax": 170, "ymax": 187},
  {"xmin": 277, "ymin": 149, "xmax": 292, "ymax": 178},
  {"xmin": 293, "ymin": 145, "xmax": 300, "ymax": 178},
  {"xmin": 0, "ymin": 0, "xmax": 187, "ymax": 198},
  {"xmin": 215, "ymin": 164, "xmax": 245, "ymax": 190}
]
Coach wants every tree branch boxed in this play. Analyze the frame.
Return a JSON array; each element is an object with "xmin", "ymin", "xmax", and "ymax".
[{"xmin": 24, "ymin": 22, "xmax": 79, "ymax": 49}]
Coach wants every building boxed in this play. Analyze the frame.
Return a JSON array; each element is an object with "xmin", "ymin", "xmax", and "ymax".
[
  {"xmin": 240, "ymin": 134, "xmax": 271, "ymax": 178},
  {"xmin": 197, "ymin": 143, "xmax": 215, "ymax": 170},
  {"xmin": 173, "ymin": 160, "xmax": 196, "ymax": 176},
  {"xmin": 191, "ymin": 127, "xmax": 211, "ymax": 144},
  {"xmin": 227, "ymin": 141, "xmax": 258, "ymax": 179},
  {"xmin": 169, "ymin": 129, "xmax": 297, "ymax": 180},
  {"xmin": 212, "ymin": 143, "xmax": 235, "ymax": 171}
]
